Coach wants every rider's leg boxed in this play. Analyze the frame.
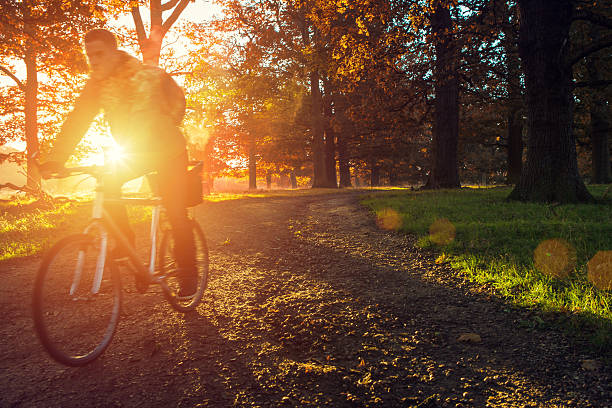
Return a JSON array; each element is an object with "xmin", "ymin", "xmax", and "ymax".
[
  {"xmin": 102, "ymin": 176, "xmax": 135, "ymax": 257},
  {"xmin": 157, "ymin": 150, "xmax": 197, "ymax": 295}
]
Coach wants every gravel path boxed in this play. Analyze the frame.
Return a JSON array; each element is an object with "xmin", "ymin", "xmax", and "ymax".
[{"xmin": 1, "ymin": 191, "xmax": 610, "ymax": 407}]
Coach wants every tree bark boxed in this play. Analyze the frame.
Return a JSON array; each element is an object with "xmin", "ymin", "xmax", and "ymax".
[
  {"xmin": 24, "ymin": 22, "xmax": 40, "ymax": 191},
  {"xmin": 132, "ymin": 0, "xmax": 190, "ymax": 66},
  {"xmin": 370, "ymin": 160, "xmax": 380, "ymax": 187},
  {"xmin": 300, "ymin": 16, "xmax": 333, "ymax": 188},
  {"xmin": 248, "ymin": 137, "xmax": 257, "ymax": 190},
  {"xmin": 509, "ymin": 0, "xmax": 593, "ymax": 203},
  {"xmin": 425, "ymin": 3, "xmax": 460, "ymax": 189},
  {"xmin": 266, "ymin": 171, "xmax": 272, "ymax": 189},
  {"xmin": 337, "ymin": 132, "xmax": 351, "ymax": 187},
  {"xmin": 502, "ymin": 5, "xmax": 524, "ymax": 185},
  {"xmin": 309, "ymin": 69, "xmax": 328, "ymax": 187},
  {"xmin": 290, "ymin": 170, "xmax": 297, "ymax": 189},
  {"xmin": 335, "ymin": 94, "xmax": 352, "ymax": 187},
  {"xmin": 323, "ymin": 89, "xmax": 337, "ymax": 188}
]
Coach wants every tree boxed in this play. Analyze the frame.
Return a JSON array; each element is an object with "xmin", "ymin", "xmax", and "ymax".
[
  {"xmin": 0, "ymin": 0, "xmax": 104, "ymax": 192},
  {"xmin": 509, "ymin": 0, "xmax": 612, "ymax": 203},
  {"xmin": 104, "ymin": 0, "xmax": 192, "ymax": 66},
  {"xmin": 501, "ymin": 1, "xmax": 524, "ymax": 185},
  {"xmin": 425, "ymin": 1, "xmax": 460, "ymax": 188}
]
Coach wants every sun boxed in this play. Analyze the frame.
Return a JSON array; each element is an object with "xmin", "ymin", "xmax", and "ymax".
[{"xmin": 77, "ymin": 127, "xmax": 117, "ymax": 166}]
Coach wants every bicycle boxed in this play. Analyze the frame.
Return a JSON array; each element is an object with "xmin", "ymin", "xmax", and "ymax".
[{"xmin": 32, "ymin": 163, "xmax": 209, "ymax": 366}]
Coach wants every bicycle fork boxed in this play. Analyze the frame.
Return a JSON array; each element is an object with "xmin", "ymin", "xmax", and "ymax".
[{"xmin": 70, "ymin": 192, "xmax": 108, "ymax": 297}]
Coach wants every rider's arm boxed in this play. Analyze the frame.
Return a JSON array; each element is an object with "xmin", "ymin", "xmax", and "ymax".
[{"xmin": 47, "ymin": 79, "xmax": 101, "ymax": 165}]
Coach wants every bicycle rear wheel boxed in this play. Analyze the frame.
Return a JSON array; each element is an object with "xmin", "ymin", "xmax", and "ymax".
[
  {"xmin": 32, "ymin": 233, "xmax": 121, "ymax": 366},
  {"xmin": 159, "ymin": 219, "xmax": 209, "ymax": 312}
]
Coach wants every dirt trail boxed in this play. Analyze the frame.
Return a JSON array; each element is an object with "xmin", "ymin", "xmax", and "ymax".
[{"xmin": 0, "ymin": 191, "xmax": 610, "ymax": 407}]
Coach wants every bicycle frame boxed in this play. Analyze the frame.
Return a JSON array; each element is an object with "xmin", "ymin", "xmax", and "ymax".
[{"xmin": 73, "ymin": 185, "xmax": 165, "ymax": 296}]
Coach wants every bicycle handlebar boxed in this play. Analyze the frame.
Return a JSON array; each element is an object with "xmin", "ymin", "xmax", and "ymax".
[
  {"xmin": 41, "ymin": 161, "xmax": 203, "ymax": 180},
  {"xmin": 42, "ymin": 165, "xmax": 105, "ymax": 180}
]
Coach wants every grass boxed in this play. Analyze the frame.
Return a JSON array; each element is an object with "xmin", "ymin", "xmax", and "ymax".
[
  {"xmin": 362, "ymin": 185, "xmax": 612, "ymax": 354},
  {"xmin": 0, "ymin": 187, "xmax": 347, "ymax": 262},
  {"xmin": 0, "ymin": 197, "xmax": 90, "ymax": 261},
  {"xmin": 0, "ymin": 195, "xmax": 152, "ymax": 261}
]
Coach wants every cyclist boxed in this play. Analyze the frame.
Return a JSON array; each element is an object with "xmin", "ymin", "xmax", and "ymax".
[{"xmin": 39, "ymin": 29, "xmax": 197, "ymax": 296}]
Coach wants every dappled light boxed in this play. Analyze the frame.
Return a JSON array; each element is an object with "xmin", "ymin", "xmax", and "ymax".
[
  {"xmin": 1, "ymin": 0, "xmax": 611, "ymax": 405},
  {"xmin": 533, "ymin": 239, "xmax": 576, "ymax": 279},
  {"xmin": 588, "ymin": 251, "xmax": 612, "ymax": 291}
]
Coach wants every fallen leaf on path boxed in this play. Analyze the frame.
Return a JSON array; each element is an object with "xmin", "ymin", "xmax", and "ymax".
[{"xmin": 457, "ymin": 333, "xmax": 482, "ymax": 343}]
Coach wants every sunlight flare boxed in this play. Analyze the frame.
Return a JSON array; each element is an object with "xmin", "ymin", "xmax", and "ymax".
[
  {"xmin": 428, "ymin": 218, "xmax": 455, "ymax": 246},
  {"xmin": 104, "ymin": 143, "xmax": 126, "ymax": 164},
  {"xmin": 533, "ymin": 239, "xmax": 576, "ymax": 279},
  {"xmin": 587, "ymin": 251, "xmax": 612, "ymax": 291},
  {"xmin": 376, "ymin": 208, "xmax": 402, "ymax": 231}
]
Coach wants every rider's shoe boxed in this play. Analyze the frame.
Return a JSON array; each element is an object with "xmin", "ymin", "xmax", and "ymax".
[
  {"xmin": 177, "ymin": 268, "xmax": 198, "ymax": 298},
  {"xmin": 134, "ymin": 273, "xmax": 150, "ymax": 294},
  {"xmin": 109, "ymin": 244, "xmax": 149, "ymax": 293}
]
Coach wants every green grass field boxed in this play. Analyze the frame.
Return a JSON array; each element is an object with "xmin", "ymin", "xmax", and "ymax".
[
  {"xmin": 363, "ymin": 185, "xmax": 612, "ymax": 352},
  {"xmin": 0, "ymin": 195, "xmax": 153, "ymax": 261}
]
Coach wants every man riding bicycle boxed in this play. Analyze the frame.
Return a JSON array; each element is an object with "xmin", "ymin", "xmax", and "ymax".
[{"xmin": 39, "ymin": 29, "xmax": 197, "ymax": 296}]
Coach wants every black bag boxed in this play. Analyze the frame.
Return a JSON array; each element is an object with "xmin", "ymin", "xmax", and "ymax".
[{"xmin": 186, "ymin": 162, "xmax": 203, "ymax": 207}]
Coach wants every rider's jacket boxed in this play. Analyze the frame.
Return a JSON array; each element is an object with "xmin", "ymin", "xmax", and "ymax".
[{"xmin": 48, "ymin": 51, "xmax": 186, "ymax": 165}]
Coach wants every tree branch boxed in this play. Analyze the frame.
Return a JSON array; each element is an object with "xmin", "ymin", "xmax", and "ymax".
[
  {"xmin": 161, "ymin": 0, "xmax": 181, "ymax": 11},
  {"xmin": 574, "ymin": 79, "xmax": 612, "ymax": 89},
  {"xmin": 131, "ymin": 6, "xmax": 148, "ymax": 43},
  {"xmin": 161, "ymin": 0, "xmax": 191, "ymax": 35},
  {"xmin": 569, "ymin": 34, "xmax": 612, "ymax": 66},
  {"xmin": 573, "ymin": 9, "xmax": 612, "ymax": 30},
  {"xmin": 0, "ymin": 65, "xmax": 25, "ymax": 91}
]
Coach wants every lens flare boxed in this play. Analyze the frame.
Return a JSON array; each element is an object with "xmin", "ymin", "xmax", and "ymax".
[
  {"xmin": 428, "ymin": 218, "xmax": 455, "ymax": 245},
  {"xmin": 104, "ymin": 143, "xmax": 125, "ymax": 164},
  {"xmin": 533, "ymin": 239, "xmax": 576, "ymax": 279},
  {"xmin": 587, "ymin": 251, "xmax": 612, "ymax": 291},
  {"xmin": 376, "ymin": 208, "xmax": 402, "ymax": 231}
]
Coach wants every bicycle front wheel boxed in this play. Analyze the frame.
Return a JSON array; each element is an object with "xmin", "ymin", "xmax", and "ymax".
[
  {"xmin": 159, "ymin": 219, "xmax": 209, "ymax": 312},
  {"xmin": 32, "ymin": 233, "xmax": 121, "ymax": 366}
]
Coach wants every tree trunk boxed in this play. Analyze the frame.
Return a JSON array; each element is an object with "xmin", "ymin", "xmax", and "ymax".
[
  {"xmin": 335, "ymin": 94, "xmax": 352, "ymax": 187},
  {"xmin": 248, "ymin": 137, "xmax": 257, "ymax": 190},
  {"xmin": 426, "ymin": 3, "xmax": 460, "ymax": 189},
  {"xmin": 324, "ymin": 130, "xmax": 337, "ymax": 187},
  {"xmin": 587, "ymin": 27, "xmax": 612, "ymax": 184},
  {"xmin": 266, "ymin": 171, "xmax": 272, "ymax": 189},
  {"xmin": 24, "ymin": 37, "xmax": 40, "ymax": 192},
  {"xmin": 290, "ymin": 170, "xmax": 298, "ymax": 189},
  {"xmin": 509, "ymin": 0, "xmax": 593, "ymax": 203},
  {"xmin": 502, "ymin": 5, "xmax": 524, "ymax": 185},
  {"xmin": 389, "ymin": 167, "xmax": 399, "ymax": 186},
  {"xmin": 323, "ymin": 87, "xmax": 337, "ymax": 188},
  {"xmin": 337, "ymin": 132, "xmax": 351, "ymax": 187},
  {"xmin": 301, "ymin": 17, "xmax": 333, "ymax": 188},
  {"xmin": 506, "ymin": 107, "xmax": 524, "ymax": 185},
  {"xmin": 370, "ymin": 160, "xmax": 380, "ymax": 187},
  {"xmin": 310, "ymin": 70, "xmax": 329, "ymax": 187},
  {"xmin": 132, "ymin": 0, "xmax": 190, "ymax": 66}
]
